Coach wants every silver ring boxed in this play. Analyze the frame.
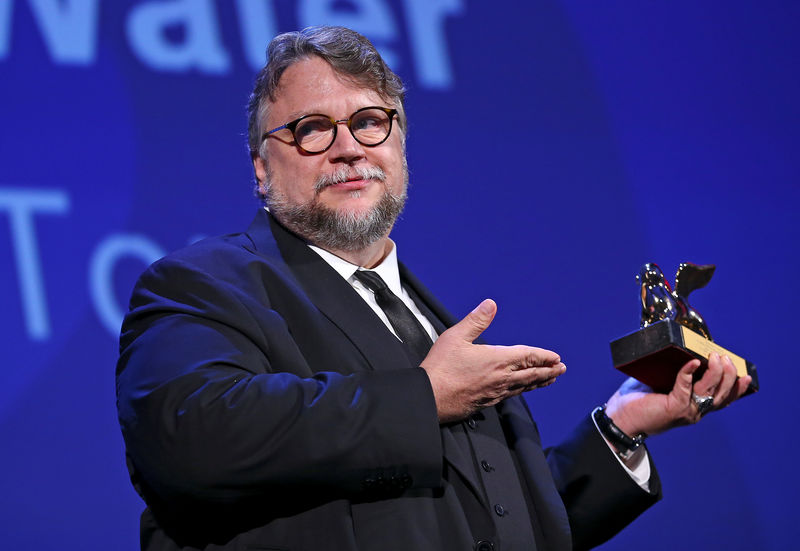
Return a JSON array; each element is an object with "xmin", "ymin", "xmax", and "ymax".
[{"xmin": 691, "ymin": 392, "xmax": 715, "ymax": 415}]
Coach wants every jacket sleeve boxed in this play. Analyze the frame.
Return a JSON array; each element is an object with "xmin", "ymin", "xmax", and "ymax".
[
  {"xmin": 546, "ymin": 415, "xmax": 662, "ymax": 550},
  {"xmin": 116, "ymin": 252, "xmax": 444, "ymax": 508},
  {"xmin": 498, "ymin": 395, "xmax": 661, "ymax": 551}
]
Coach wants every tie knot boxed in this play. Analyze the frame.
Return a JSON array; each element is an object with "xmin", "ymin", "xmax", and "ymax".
[{"xmin": 353, "ymin": 270, "xmax": 389, "ymax": 293}]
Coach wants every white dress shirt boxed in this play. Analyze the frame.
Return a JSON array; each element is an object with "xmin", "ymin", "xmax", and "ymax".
[{"xmin": 308, "ymin": 240, "xmax": 438, "ymax": 343}]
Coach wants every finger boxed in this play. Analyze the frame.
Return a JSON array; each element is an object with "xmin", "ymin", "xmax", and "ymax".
[
  {"xmin": 719, "ymin": 375, "xmax": 752, "ymax": 408},
  {"xmin": 530, "ymin": 375, "xmax": 559, "ymax": 389},
  {"xmin": 449, "ymin": 299, "xmax": 497, "ymax": 343},
  {"xmin": 693, "ymin": 353, "xmax": 725, "ymax": 396},
  {"xmin": 507, "ymin": 363, "xmax": 566, "ymax": 388},
  {"xmin": 505, "ymin": 345, "xmax": 561, "ymax": 370},
  {"xmin": 712, "ymin": 355, "xmax": 738, "ymax": 405},
  {"xmin": 672, "ymin": 359, "xmax": 701, "ymax": 399},
  {"xmin": 510, "ymin": 377, "xmax": 558, "ymax": 394}
]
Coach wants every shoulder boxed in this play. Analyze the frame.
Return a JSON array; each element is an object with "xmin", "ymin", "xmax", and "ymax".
[
  {"xmin": 142, "ymin": 210, "xmax": 289, "ymax": 289},
  {"xmin": 119, "ymin": 218, "xmax": 297, "ymax": 351},
  {"xmin": 149, "ymin": 231, "xmax": 255, "ymax": 278},
  {"xmin": 125, "ymin": 213, "xmax": 295, "ymax": 316}
]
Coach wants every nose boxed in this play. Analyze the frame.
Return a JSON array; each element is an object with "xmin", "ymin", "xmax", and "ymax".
[{"xmin": 327, "ymin": 120, "xmax": 366, "ymax": 164}]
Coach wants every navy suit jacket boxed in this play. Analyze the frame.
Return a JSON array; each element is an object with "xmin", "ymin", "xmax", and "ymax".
[{"xmin": 116, "ymin": 210, "xmax": 660, "ymax": 550}]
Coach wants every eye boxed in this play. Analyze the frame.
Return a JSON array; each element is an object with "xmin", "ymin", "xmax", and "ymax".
[
  {"xmin": 353, "ymin": 115, "xmax": 383, "ymax": 130},
  {"xmin": 294, "ymin": 116, "xmax": 333, "ymax": 139},
  {"xmin": 352, "ymin": 112, "xmax": 387, "ymax": 132}
]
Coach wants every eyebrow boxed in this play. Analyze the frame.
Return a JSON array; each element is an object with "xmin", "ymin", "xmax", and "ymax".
[
  {"xmin": 278, "ymin": 105, "xmax": 394, "ymax": 125},
  {"xmin": 281, "ymin": 106, "xmax": 331, "ymax": 122},
  {"xmin": 284, "ymin": 110, "xmax": 311, "ymax": 121}
]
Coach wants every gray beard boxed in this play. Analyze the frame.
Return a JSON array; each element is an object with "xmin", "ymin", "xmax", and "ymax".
[{"xmin": 265, "ymin": 165, "xmax": 407, "ymax": 252}]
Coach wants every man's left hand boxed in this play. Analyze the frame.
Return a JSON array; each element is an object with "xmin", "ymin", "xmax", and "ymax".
[{"xmin": 605, "ymin": 352, "xmax": 752, "ymax": 437}]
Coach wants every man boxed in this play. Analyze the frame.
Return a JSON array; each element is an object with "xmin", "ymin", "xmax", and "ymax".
[{"xmin": 116, "ymin": 26, "xmax": 749, "ymax": 551}]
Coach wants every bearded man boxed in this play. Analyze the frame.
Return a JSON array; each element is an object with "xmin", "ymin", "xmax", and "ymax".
[{"xmin": 116, "ymin": 26, "xmax": 749, "ymax": 551}]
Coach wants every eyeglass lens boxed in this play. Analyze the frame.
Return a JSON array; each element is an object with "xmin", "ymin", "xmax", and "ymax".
[{"xmin": 294, "ymin": 108, "xmax": 392, "ymax": 152}]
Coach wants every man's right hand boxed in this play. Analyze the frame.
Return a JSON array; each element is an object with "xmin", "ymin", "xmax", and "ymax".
[{"xmin": 420, "ymin": 299, "xmax": 566, "ymax": 423}]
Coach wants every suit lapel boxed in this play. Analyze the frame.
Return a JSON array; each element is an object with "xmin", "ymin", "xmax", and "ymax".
[
  {"xmin": 245, "ymin": 210, "xmax": 413, "ymax": 373},
  {"xmin": 399, "ymin": 263, "xmax": 457, "ymax": 334},
  {"xmin": 247, "ymin": 211, "xmax": 488, "ymax": 503}
]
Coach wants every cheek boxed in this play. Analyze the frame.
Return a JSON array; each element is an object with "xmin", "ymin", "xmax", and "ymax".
[
  {"xmin": 380, "ymin": 149, "xmax": 407, "ymax": 190},
  {"xmin": 269, "ymin": 154, "xmax": 320, "ymax": 200},
  {"xmin": 371, "ymin": 132, "xmax": 403, "ymax": 165}
]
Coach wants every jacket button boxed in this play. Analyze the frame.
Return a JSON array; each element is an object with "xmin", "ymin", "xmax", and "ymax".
[
  {"xmin": 475, "ymin": 540, "xmax": 495, "ymax": 551},
  {"xmin": 494, "ymin": 504, "xmax": 505, "ymax": 516},
  {"xmin": 480, "ymin": 460, "xmax": 494, "ymax": 472},
  {"xmin": 466, "ymin": 417, "xmax": 478, "ymax": 430}
]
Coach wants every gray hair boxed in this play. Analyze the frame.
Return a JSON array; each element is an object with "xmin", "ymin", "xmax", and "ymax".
[{"xmin": 246, "ymin": 26, "xmax": 407, "ymax": 168}]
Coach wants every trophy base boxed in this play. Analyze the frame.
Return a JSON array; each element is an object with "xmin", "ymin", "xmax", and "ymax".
[{"xmin": 610, "ymin": 319, "xmax": 759, "ymax": 394}]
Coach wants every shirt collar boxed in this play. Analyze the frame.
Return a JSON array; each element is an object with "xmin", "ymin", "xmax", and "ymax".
[{"xmin": 308, "ymin": 241, "xmax": 404, "ymax": 296}]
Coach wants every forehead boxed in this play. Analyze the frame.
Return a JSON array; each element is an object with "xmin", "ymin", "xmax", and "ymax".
[{"xmin": 267, "ymin": 57, "xmax": 385, "ymax": 123}]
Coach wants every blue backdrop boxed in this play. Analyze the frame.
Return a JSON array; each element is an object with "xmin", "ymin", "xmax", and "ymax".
[{"xmin": 1, "ymin": 1, "xmax": 797, "ymax": 548}]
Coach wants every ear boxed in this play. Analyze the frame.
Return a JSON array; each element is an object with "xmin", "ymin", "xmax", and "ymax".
[{"xmin": 252, "ymin": 154, "xmax": 269, "ymax": 197}]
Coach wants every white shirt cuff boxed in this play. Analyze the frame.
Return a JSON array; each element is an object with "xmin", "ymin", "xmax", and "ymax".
[{"xmin": 591, "ymin": 413, "xmax": 651, "ymax": 492}]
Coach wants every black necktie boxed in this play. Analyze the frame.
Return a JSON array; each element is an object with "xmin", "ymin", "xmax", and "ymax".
[{"xmin": 353, "ymin": 270, "xmax": 434, "ymax": 365}]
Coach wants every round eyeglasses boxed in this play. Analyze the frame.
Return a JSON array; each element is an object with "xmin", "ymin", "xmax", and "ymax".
[{"xmin": 262, "ymin": 106, "xmax": 398, "ymax": 154}]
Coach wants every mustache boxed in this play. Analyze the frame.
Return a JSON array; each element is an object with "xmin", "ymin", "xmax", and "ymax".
[{"xmin": 314, "ymin": 166, "xmax": 386, "ymax": 192}]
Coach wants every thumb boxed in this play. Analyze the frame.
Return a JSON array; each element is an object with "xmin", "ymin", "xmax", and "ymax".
[
  {"xmin": 450, "ymin": 299, "xmax": 497, "ymax": 343},
  {"xmin": 672, "ymin": 358, "xmax": 701, "ymax": 397}
]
